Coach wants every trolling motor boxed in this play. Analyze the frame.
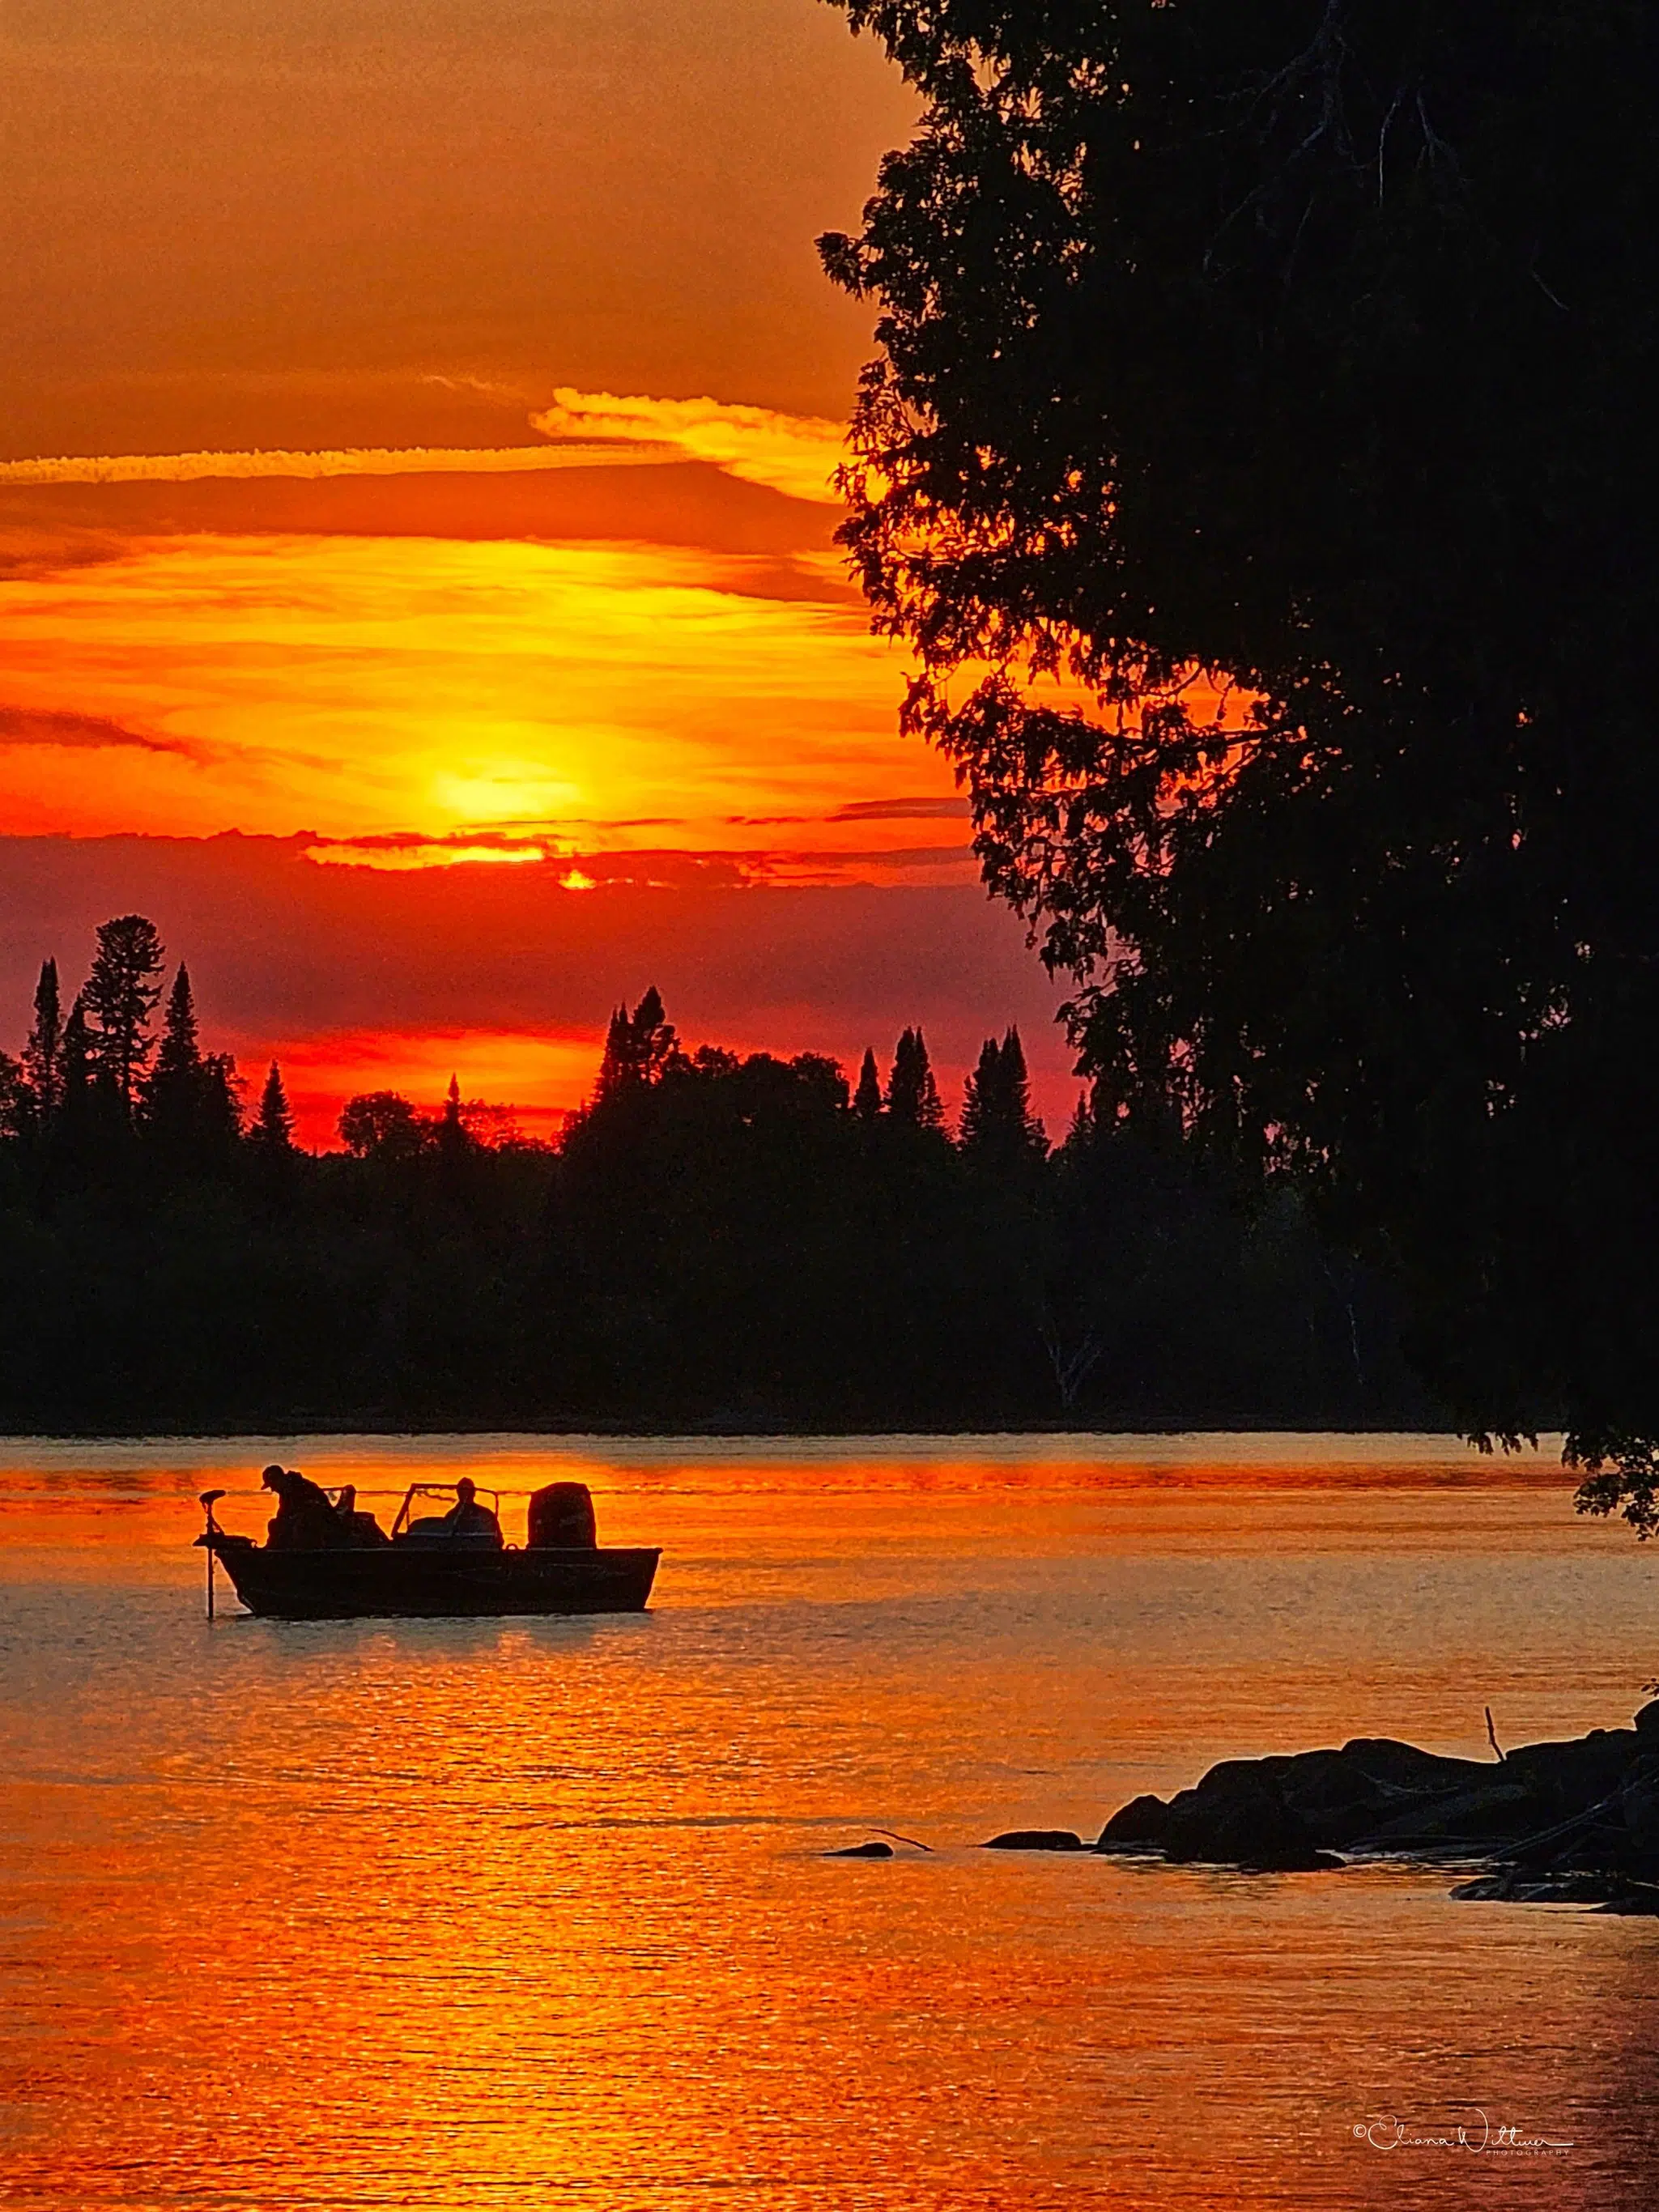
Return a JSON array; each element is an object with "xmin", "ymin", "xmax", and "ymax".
[{"xmin": 198, "ymin": 1490, "xmax": 227, "ymax": 1619}]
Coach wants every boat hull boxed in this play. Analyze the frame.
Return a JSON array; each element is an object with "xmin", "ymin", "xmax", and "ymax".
[{"xmin": 207, "ymin": 1540, "xmax": 660, "ymax": 1621}]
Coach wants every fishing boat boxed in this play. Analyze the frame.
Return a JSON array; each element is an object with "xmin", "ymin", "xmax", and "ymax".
[{"xmin": 194, "ymin": 1477, "xmax": 660, "ymax": 1621}]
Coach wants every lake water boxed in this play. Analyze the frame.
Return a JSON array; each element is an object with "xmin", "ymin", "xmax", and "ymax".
[{"xmin": 2, "ymin": 1432, "xmax": 1657, "ymax": 2209}]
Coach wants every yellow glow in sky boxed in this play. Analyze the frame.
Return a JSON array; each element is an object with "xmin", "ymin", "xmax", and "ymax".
[{"xmin": 0, "ymin": 530, "xmax": 943, "ymax": 848}]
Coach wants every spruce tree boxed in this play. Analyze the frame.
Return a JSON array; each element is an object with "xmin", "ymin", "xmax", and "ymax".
[
  {"xmin": 143, "ymin": 964, "xmax": 202, "ymax": 1146},
  {"xmin": 60, "ymin": 994, "xmax": 91, "ymax": 1104},
  {"xmin": 253, "ymin": 1061, "xmax": 294, "ymax": 1151},
  {"xmin": 53, "ymin": 993, "xmax": 98, "ymax": 1160},
  {"xmin": 959, "ymin": 1035, "xmax": 1002, "ymax": 1155},
  {"xmin": 0, "ymin": 1052, "xmax": 24, "ymax": 1139},
  {"xmin": 597, "ymin": 988, "xmax": 678, "ymax": 1100},
  {"xmin": 962, "ymin": 1026, "xmax": 1047, "ymax": 1170},
  {"xmin": 630, "ymin": 987, "xmax": 677, "ymax": 1084},
  {"xmin": 852, "ymin": 1047, "xmax": 883, "ymax": 1124},
  {"xmin": 198, "ymin": 1053, "xmax": 244, "ymax": 1159},
  {"xmin": 83, "ymin": 915, "xmax": 165, "ymax": 1114},
  {"xmin": 886, "ymin": 1027, "xmax": 945, "ymax": 1130},
  {"xmin": 438, "ymin": 1072, "xmax": 471, "ymax": 1159},
  {"xmin": 597, "ymin": 1006, "xmax": 634, "ymax": 1100},
  {"xmin": 996, "ymin": 1026, "xmax": 1044, "ymax": 1156},
  {"xmin": 22, "ymin": 959, "xmax": 63, "ymax": 1123}
]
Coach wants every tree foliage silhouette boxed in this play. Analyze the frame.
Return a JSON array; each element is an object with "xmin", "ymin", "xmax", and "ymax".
[
  {"xmin": 598, "ymin": 987, "xmax": 679, "ymax": 1100},
  {"xmin": 83, "ymin": 916, "xmax": 165, "ymax": 1114},
  {"xmin": 253, "ymin": 1061, "xmax": 294, "ymax": 1151},
  {"xmin": 22, "ymin": 960, "xmax": 62, "ymax": 1125},
  {"xmin": 2, "ymin": 952, "xmax": 1431, "ymax": 1431},
  {"xmin": 339, "ymin": 1090, "xmax": 424, "ymax": 1162},
  {"xmin": 853, "ymin": 1046, "xmax": 883, "ymax": 1125},
  {"xmin": 960, "ymin": 1027, "xmax": 1045, "ymax": 1171},
  {"xmin": 821, "ymin": 0, "xmax": 1659, "ymax": 1516},
  {"xmin": 886, "ymin": 1027, "xmax": 945, "ymax": 1130}
]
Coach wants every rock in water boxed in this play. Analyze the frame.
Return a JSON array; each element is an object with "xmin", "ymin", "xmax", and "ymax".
[
  {"xmin": 1091, "ymin": 1704, "xmax": 1659, "ymax": 1892},
  {"xmin": 1095, "ymin": 1794, "xmax": 1171, "ymax": 1850},
  {"xmin": 824, "ymin": 1840, "xmax": 894, "ymax": 1859},
  {"xmin": 981, "ymin": 1830, "xmax": 1084, "ymax": 1852}
]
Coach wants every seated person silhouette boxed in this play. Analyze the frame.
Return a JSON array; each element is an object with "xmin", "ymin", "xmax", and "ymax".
[
  {"xmin": 262, "ymin": 1464, "xmax": 352, "ymax": 1551},
  {"xmin": 440, "ymin": 1477, "xmax": 503, "ymax": 1547}
]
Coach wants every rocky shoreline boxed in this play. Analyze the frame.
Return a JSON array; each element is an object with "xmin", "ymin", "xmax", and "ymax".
[{"xmin": 986, "ymin": 1703, "xmax": 1659, "ymax": 1909}]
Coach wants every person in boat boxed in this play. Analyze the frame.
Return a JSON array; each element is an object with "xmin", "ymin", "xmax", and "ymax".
[
  {"xmin": 262, "ymin": 1464, "xmax": 351, "ymax": 1551},
  {"xmin": 440, "ymin": 1477, "xmax": 503, "ymax": 1546}
]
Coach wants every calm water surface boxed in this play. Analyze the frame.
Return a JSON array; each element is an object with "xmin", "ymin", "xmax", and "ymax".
[{"xmin": 2, "ymin": 1432, "xmax": 1657, "ymax": 2209}]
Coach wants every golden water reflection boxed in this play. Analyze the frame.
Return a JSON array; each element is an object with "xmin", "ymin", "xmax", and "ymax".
[{"xmin": 2, "ymin": 1435, "xmax": 1655, "ymax": 2207}]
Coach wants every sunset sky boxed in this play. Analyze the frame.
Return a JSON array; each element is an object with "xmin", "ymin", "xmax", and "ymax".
[{"xmin": 0, "ymin": 2, "xmax": 1071, "ymax": 1141}]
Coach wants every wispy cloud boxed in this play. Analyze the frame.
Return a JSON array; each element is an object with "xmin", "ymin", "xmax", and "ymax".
[
  {"xmin": 0, "ymin": 393, "xmax": 852, "ymax": 508},
  {"xmin": 305, "ymin": 836, "xmax": 553, "ymax": 873},
  {"xmin": 0, "ymin": 444, "xmax": 668, "ymax": 489},
  {"xmin": 830, "ymin": 796, "xmax": 972, "ymax": 823},
  {"xmin": 0, "ymin": 704, "xmax": 195, "ymax": 755},
  {"xmin": 530, "ymin": 390, "xmax": 849, "ymax": 506}
]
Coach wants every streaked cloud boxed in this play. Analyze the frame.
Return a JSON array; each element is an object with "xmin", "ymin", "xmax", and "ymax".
[
  {"xmin": 530, "ymin": 389, "xmax": 849, "ymax": 505},
  {"xmin": 0, "ymin": 704, "xmax": 196, "ymax": 755},
  {"xmin": 0, "ymin": 390, "xmax": 852, "ymax": 516},
  {"xmin": 306, "ymin": 838, "xmax": 553, "ymax": 872},
  {"xmin": 0, "ymin": 530, "xmax": 942, "ymax": 848},
  {"xmin": 830, "ymin": 796, "xmax": 972, "ymax": 823},
  {"xmin": 0, "ymin": 443, "xmax": 668, "ymax": 490}
]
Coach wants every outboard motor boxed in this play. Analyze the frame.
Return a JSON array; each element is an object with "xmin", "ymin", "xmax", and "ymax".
[{"xmin": 528, "ymin": 1481, "xmax": 598, "ymax": 1549}]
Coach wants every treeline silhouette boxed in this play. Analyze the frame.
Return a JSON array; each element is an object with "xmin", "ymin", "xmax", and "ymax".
[{"xmin": 0, "ymin": 916, "xmax": 1438, "ymax": 1431}]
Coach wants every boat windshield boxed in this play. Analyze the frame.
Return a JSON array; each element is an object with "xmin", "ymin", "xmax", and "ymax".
[{"xmin": 390, "ymin": 1482, "xmax": 504, "ymax": 1540}]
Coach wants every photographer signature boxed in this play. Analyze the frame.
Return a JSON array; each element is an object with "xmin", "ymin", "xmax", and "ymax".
[{"xmin": 1354, "ymin": 2109, "xmax": 1572, "ymax": 2155}]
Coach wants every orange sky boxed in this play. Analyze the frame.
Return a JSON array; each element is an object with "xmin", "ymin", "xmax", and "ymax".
[{"xmin": 0, "ymin": 5, "xmax": 1076, "ymax": 1138}]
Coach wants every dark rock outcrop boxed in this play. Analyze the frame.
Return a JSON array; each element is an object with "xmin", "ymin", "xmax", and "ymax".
[
  {"xmin": 824, "ymin": 1840, "xmax": 894, "ymax": 1858},
  {"xmin": 1092, "ymin": 1709, "xmax": 1659, "ymax": 1897},
  {"xmin": 981, "ymin": 1830, "xmax": 1085, "ymax": 1852}
]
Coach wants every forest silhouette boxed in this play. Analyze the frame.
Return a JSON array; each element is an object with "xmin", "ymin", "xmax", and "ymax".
[{"xmin": 0, "ymin": 914, "xmax": 1436, "ymax": 1431}]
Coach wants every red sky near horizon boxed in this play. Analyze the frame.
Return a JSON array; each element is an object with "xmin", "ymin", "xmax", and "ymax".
[{"xmin": 0, "ymin": 4, "xmax": 1076, "ymax": 1141}]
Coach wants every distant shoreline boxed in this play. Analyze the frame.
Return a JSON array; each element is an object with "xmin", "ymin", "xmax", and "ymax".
[{"xmin": 0, "ymin": 1417, "xmax": 1478, "ymax": 1444}]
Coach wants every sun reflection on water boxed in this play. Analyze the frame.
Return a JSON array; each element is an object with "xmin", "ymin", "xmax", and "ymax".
[{"xmin": 0, "ymin": 1436, "xmax": 1649, "ymax": 2209}]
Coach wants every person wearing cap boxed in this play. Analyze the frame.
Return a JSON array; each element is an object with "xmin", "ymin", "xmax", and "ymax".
[
  {"xmin": 440, "ymin": 1476, "xmax": 503, "ymax": 1546},
  {"xmin": 262, "ymin": 1464, "xmax": 351, "ymax": 1551}
]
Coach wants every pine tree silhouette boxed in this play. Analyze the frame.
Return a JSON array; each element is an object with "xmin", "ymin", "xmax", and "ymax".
[
  {"xmin": 597, "ymin": 987, "xmax": 679, "ymax": 1099},
  {"xmin": 961, "ymin": 1025, "xmax": 1046, "ymax": 1166},
  {"xmin": 253, "ymin": 1061, "xmax": 294, "ymax": 1151},
  {"xmin": 438, "ymin": 1072, "xmax": 471, "ymax": 1160},
  {"xmin": 959, "ymin": 1034, "xmax": 1002, "ymax": 1154},
  {"xmin": 144, "ymin": 964, "xmax": 202, "ymax": 1147},
  {"xmin": 853, "ymin": 1047, "xmax": 883, "ymax": 1124},
  {"xmin": 61, "ymin": 995, "xmax": 91, "ymax": 1102},
  {"xmin": 54, "ymin": 993, "xmax": 100, "ymax": 1159},
  {"xmin": 886, "ymin": 1027, "xmax": 945, "ymax": 1130},
  {"xmin": 83, "ymin": 915, "xmax": 165, "ymax": 1113},
  {"xmin": 22, "ymin": 959, "xmax": 63, "ymax": 1123}
]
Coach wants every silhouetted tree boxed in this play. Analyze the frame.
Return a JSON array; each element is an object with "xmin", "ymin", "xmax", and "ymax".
[
  {"xmin": 0, "ymin": 1050, "xmax": 23, "ymax": 1138},
  {"xmin": 3, "ymin": 945, "xmax": 1434, "ymax": 1431},
  {"xmin": 143, "ymin": 965, "xmax": 202, "ymax": 1143},
  {"xmin": 339, "ymin": 1090, "xmax": 424, "ymax": 1162},
  {"xmin": 598, "ymin": 986, "xmax": 679, "ymax": 1100},
  {"xmin": 143, "ymin": 967, "xmax": 242, "ymax": 1172},
  {"xmin": 22, "ymin": 959, "xmax": 63, "ymax": 1126},
  {"xmin": 252, "ymin": 1061, "xmax": 295, "ymax": 1151},
  {"xmin": 886, "ymin": 1027, "xmax": 945, "ymax": 1131},
  {"xmin": 960, "ymin": 1027, "xmax": 1046, "ymax": 1171},
  {"xmin": 852, "ymin": 1046, "xmax": 883, "ymax": 1125},
  {"xmin": 57, "ymin": 993, "xmax": 93, "ymax": 1137},
  {"xmin": 821, "ymin": 1, "xmax": 1659, "ymax": 1516},
  {"xmin": 198, "ymin": 1053, "xmax": 244, "ymax": 1159},
  {"xmin": 436, "ymin": 1071, "xmax": 474, "ymax": 1166},
  {"xmin": 83, "ymin": 915, "xmax": 164, "ymax": 1114}
]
